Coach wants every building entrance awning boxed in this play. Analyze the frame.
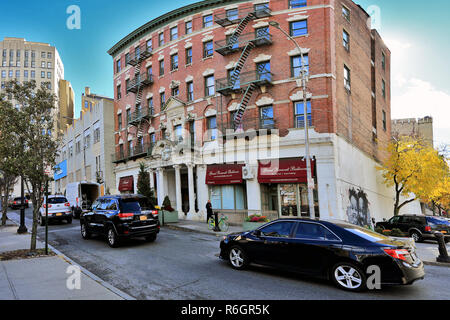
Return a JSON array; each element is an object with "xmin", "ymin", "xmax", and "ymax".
[
  {"xmin": 206, "ymin": 164, "xmax": 244, "ymax": 185},
  {"xmin": 258, "ymin": 158, "xmax": 315, "ymax": 184}
]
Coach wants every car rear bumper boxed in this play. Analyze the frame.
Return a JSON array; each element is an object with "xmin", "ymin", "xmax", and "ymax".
[
  {"xmin": 46, "ymin": 213, "xmax": 72, "ymax": 220},
  {"xmin": 117, "ymin": 223, "xmax": 160, "ymax": 238}
]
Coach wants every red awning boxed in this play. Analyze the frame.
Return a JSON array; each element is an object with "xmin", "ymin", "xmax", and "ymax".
[
  {"xmin": 258, "ymin": 158, "xmax": 315, "ymax": 184},
  {"xmin": 118, "ymin": 176, "xmax": 134, "ymax": 192},
  {"xmin": 206, "ymin": 164, "xmax": 244, "ymax": 185}
]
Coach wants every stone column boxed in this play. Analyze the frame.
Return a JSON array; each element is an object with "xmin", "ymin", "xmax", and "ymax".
[
  {"xmin": 149, "ymin": 169, "xmax": 155, "ymax": 190},
  {"xmin": 156, "ymin": 168, "xmax": 165, "ymax": 207},
  {"xmin": 187, "ymin": 163, "xmax": 196, "ymax": 216},
  {"xmin": 174, "ymin": 165, "xmax": 182, "ymax": 214}
]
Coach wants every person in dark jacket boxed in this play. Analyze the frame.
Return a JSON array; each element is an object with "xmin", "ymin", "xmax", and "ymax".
[{"xmin": 206, "ymin": 200, "xmax": 213, "ymax": 223}]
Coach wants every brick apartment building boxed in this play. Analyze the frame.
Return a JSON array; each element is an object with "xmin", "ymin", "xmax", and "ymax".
[{"xmin": 108, "ymin": 0, "xmax": 418, "ymax": 226}]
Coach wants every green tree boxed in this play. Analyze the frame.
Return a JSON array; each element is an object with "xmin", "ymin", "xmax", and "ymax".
[
  {"xmin": 5, "ymin": 80, "xmax": 59, "ymax": 251},
  {"xmin": 137, "ymin": 163, "xmax": 156, "ymax": 205}
]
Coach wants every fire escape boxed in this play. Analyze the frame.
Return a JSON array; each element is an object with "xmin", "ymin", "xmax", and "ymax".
[
  {"xmin": 215, "ymin": 5, "xmax": 273, "ymax": 130},
  {"xmin": 125, "ymin": 44, "xmax": 155, "ymax": 161}
]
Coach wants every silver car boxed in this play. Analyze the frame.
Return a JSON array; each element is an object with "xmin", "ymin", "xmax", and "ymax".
[{"xmin": 39, "ymin": 195, "xmax": 73, "ymax": 225}]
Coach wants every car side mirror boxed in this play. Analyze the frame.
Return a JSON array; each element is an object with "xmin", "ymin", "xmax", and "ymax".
[{"xmin": 253, "ymin": 230, "xmax": 262, "ymax": 237}]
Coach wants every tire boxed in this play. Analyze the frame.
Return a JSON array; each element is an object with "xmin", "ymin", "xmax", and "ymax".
[
  {"xmin": 145, "ymin": 234, "xmax": 157, "ymax": 242},
  {"xmin": 331, "ymin": 262, "xmax": 367, "ymax": 292},
  {"xmin": 107, "ymin": 226, "xmax": 119, "ymax": 248},
  {"xmin": 410, "ymin": 230, "xmax": 422, "ymax": 243},
  {"xmin": 80, "ymin": 222, "xmax": 91, "ymax": 240},
  {"xmin": 228, "ymin": 246, "xmax": 249, "ymax": 270},
  {"xmin": 219, "ymin": 220, "xmax": 229, "ymax": 232},
  {"xmin": 67, "ymin": 217, "xmax": 72, "ymax": 224},
  {"xmin": 208, "ymin": 218, "xmax": 215, "ymax": 230}
]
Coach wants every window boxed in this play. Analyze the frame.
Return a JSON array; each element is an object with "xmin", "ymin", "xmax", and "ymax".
[
  {"xmin": 210, "ymin": 185, "xmax": 246, "ymax": 210},
  {"xmin": 24, "ymin": 71, "xmax": 29, "ymax": 78},
  {"xmin": 24, "ymin": 61, "xmax": 28, "ymax": 67},
  {"xmin": 159, "ymin": 59, "xmax": 165, "ymax": 76},
  {"xmin": 203, "ymin": 14, "xmax": 213, "ymax": 28},
  {"xmin": 159, "ymin": 33, "xmax": 165, "ymax": 46},
  {"xmin": 381, "ymin": 52, "xmax": 386, "ymax": 70},
  {"xmin": 382, "ymin": 79, "xmax": 386, "ymax": 98},
  {"xmin": 260, "ymin": 221, "xmax": 295, "ymax": 238},
  {"xmin": 295, "ymin": 223, "xmax": 340, "ymax": 241},
  {"xmin": 135, "ymin": 46, "xmax": 141, "ymax": 60},
  {"xmin": 170, "ymin": 26, "xmax": 178, "ymax": 41},
  {"xmin": 47, "ymin": 72, "xmax": 51, "ymax": 79},
  {"xmin": 295, "ymin": 101, "xmax": 312, "ymax": 128},
  {"xmin": 260, "ymin": 105, "xmax": 274, "ymax": 129},
  {"xmin": 150, "ymin": 133, "xmax": 156, "ymax": 145},
  {"xmin": 171, "ymin": 54, "xmax": 178, "ymax": 71},
  {"xmin": 255, "ymin": 26, "xmax": 270, "ymax": 40},
  {"xmin": 187, "ymin": 81, "xmax": 194, "ymax": 101},
  {"xmin": 47, "ymin": 52, "xmax": 52, "ymax": 59},
  {"xmin": 148, "ymin": 97, "xmax": 154, "ymax": 112},
  {"xmin": 382, "ymin": 110, "xmax": 387, "ymax": 131},
  {"xmin": 290, "ymin": 20, "xmax": 308, "ymax": 37},
  {"xmin": 41, "ymin": 71, "xmax": 45, "ymax": 78},
  {"xmin": 343, "ymin": 30, "xmax": 350, "ymax": 51},
  {"xmin": 8, "ymin": 70, "xmax": 13, "ymax": 78},
  {"xmin": 41, "ymin": 52, "xmax": 46, "ymax": 58},
  {"xmin": 342, "ymin": 5, "xmax": 350, "ymax": 21},
  {"xmin": 1, "ymin": 71, "xmax": 5, "ymax": 78},
  {"xmin": 160, "ymin": 92, "xmax": 166, "ymax": 108},
  {"xmin": 205, "ymin": 75, "xmax": 215, "ymax": 96},
  {"xmin": 118, "ymin": 114, "xmax": 122, "ymax": 130},
  {"xmin": 2, "ymin": 49, "xmax": 5, "ymax": 57},
  {"xmin": 291, "ymin": 54, "xmax": 309, "ymax": 78},
  {"xmin": 257, "ymin": 61, "xmax": 271, "ymax": 81},
  {"xmin": 289, "ymin": 0, "xmax": 307, "ymax": 9},
  {"xmin": 31, "ymin": 71, "xmax": 35, "ymax": 79},
  {"xmin": 84, "ymin": 134, "xmax": 91, "ymax": 149},
  {"xmin": 174, "ymin": 124, "xmax": 183, "ymax": 141},
  {"xmin": 147, "ymin": 39, "xmax": 153, "ymax": 52},
  {"xmin": 117, "ymin": 84, "xmax": 122, "ymax": 100},
  {"xmin": 16, "ymin": 70, "xmax": 20, "ymax": 78},
  {"xmin": 344, "ymin": 65, "xmax": 351, "ymax": 91},
  {"xmin": 75, "ymin": 140, "xmax": 81, "ymax": 154},
  {"xmin": 207, "ymin": 116, "xmax": 217, "ymax": 140},
  {"xmin": 186, "ymin": 48, "xmax": 193, "ymax": 65},
  {"xmin": 47, "ymin": 62, "xmax": 52, "ymax": 69},
  {"xmin": 185, "ymin": 21, "xmax": 193, "ymax": 34},
  {"xmin": 116, "ymin": 59, "xmax": 121, "ymax": 73},
  {"xmin": 31, "ymin": 61, "xmax": 35, "ymax": 68},
  {"xmin": 126, "ymin": 109, "xmax": 132, "ymax": 124},
  {"xmin": 41, "ymin": 61, "xmax": 46, "ymax": 68},
  {"xmin": 203, "ymin": 41, "xmax": 213, "ymax": 58},
  {"xmin": 226, "ymin": 9, "xmax": 239, "ymax": 21},
  {"xmin": 171, "ymin": 86, "xmax": 179, "ymax": 97},
  {"xmin": 125, "ymin": 53, "xmax": 130, "ymax": 65},
  {"xmin": 255, "ymin": 3, "xmax": 269, "ymax": 11}
]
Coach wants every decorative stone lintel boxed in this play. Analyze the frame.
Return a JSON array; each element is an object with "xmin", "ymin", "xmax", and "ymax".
[
  {"xmin": 159, "ymin": 87, "xmax": 166, "ymax": 93},
  {"xmin": 289, "ymin": 90, "xmax": 313, "ymax": 101},
  {"xmin": 287, "ymin": 47, "xmax": 310, "ymax": 56},
  {"xmin": 253, "ymin": 54, "xmax": 271, "ymax": 63},
  {"xmin": 185, "ymin": 75, "xmax": 194, "ymax": 82},
  {"xmin": 255, "ymin": 96, "xmax": 274, "ymax": 107},
  {"xmin": 287, "ymin": 14, "xmax": 309, "ymax": 22},
  {"xmin": 202, "ymin": 68, "xmax": 215, "ymax": 77},
  {"xmin": 204, "ymin": 108, "xmax": 217, "ymax": 117},
  {"xmin": 126, "ymin": 104, "xmax": 131, "ymax": 110},
  {"xmin": 228, "ymin": 102, "xmax": 239, "ymax": 112}
]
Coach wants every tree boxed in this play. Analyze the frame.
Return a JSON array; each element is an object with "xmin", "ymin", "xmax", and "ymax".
[
  {"xmin": 378, "ymin": 137, "xmax": 449, "ymax": 216},
  {"xmin": 0, "ymin": 90, "xmax": 22, "ymax": 226},
  {"xmin": 137, "ymin": 163, "xmax": 156, "ymax": 205},
  {"xmin": 5, "ymin": 80, "xmax": 59, "ymax": 251}
]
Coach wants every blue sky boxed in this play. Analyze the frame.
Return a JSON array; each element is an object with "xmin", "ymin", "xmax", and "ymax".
[{"xmin": 0, "ymin": 0, "xmax": 449, "ymax": 147}]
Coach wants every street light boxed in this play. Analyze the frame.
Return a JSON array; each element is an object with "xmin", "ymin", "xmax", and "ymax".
[{"xmin": 268, "ymin": 21, "xmax": 316, "ymax": 219}]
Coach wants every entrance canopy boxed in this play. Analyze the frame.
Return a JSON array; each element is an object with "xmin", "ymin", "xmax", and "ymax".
[
  {"xmin": 258, "ymin": 158, "xmax": 315, "ymax": 184},
  {"xmin": 118, "ymin": 176, "xmax": 134, "ymax": 192},
  {"xmin": 206, "ymin": 164, "xmax": 244, "ymax": 185}
]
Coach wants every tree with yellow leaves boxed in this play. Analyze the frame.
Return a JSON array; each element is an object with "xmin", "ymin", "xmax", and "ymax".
[{"xmin": 379, "ymin": 137, "xmax": 449, "ymax": 216}]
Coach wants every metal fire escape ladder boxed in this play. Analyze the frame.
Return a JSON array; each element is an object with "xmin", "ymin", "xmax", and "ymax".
[
  {"xmin": 234, "ymin": 83, "xmax": 257, "ymax": 128},
  {"xmin": 227, "ymin": 13, "xmax": 255, "ymax": 47}
]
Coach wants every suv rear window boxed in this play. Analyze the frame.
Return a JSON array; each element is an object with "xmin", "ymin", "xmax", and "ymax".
[
  {"xmin": 48, "ymin": 197, "xmax": 68, "ymax": 204},
  {"xmin": 119, "ymin": 198, "xmax": 154, "ymax": 213}
]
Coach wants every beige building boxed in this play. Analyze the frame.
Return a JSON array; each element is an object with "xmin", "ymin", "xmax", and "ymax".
[
  {"xmin": 58, "ymin": 79, "xmax": 75, "ymax": 130},
  {"xmin": 54, "ymin": 88, "xmax": 116, "ymax": 196},
  {"xmin": 392, "ymin": 116, "xmax": 434, "ymax": 147}
]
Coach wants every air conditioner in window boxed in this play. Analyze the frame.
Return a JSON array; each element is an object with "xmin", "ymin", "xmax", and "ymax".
[{"xmin": 242, "ymin": 165, "xmax": 254, "ymax": 180}]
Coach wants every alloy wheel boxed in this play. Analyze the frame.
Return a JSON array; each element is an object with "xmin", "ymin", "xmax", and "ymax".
[
  {"xmin": 334, "ymin": 265, "xmax": 363, "ymax": 290},
  {"xmin": 229, "ymin": 248, "xmax": 245, "ymax": 268},
  {"xmin": 108, "ymin": 229, "xmax": 116, "ymax": 247}
]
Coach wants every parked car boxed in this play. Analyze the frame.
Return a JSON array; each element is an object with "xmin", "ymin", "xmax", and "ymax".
[
  {"xmin": 376, "ymin": 214, "xmax": 450, "ymax": 243},
  {"xmin": 38, "ymin": 196, "xmax": 73, "ymax": 225},
  {"xmin": 220, "ymin": 218, "xmax": 425, "ymax": 292},
  {"xmin": 65, "ymin": 182, "xmax": 100, "ymax": 219},
  {"xmin": 80, "ymin": 195, "xmax": 160, "ymax": 248},
  {"xmin": 10, "ymin": 197, "xmax": 29, "ymax": 210}
]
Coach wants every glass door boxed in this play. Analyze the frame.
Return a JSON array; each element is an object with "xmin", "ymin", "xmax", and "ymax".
[{"xmin": 279, "ymin": 184, "xmax": 299, "ymax": 217}]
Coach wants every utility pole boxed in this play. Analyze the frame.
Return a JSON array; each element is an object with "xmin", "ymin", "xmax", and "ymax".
[{"xmin": 269, "ymin": 21, "xmax": 316, "ymax": 219}]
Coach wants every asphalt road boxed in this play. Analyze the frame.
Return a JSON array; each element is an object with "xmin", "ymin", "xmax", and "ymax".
[{"xmin": 5, "ymin": 206, "xmax": 450, "ymax": 300}]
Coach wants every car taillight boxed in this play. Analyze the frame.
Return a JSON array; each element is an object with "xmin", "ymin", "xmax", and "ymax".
[
  {"xmin": 43, "ymin": 204, "xmax": 52, "ymax": 209},
  {"xmin": 118, "ymin": 213, "xmax": 134, "ymax": 220},
  {"xmin": 13, "ymin": 201, "xmax": 16, "ymax": 204},
  {"xmin": 384, "ymin": 249, "xmax": 410, "ymax": 261},
  {"xmin": 64, "ymin": 203, "xmax": 71, "ymax": 207},
  {"xmin": 425, "ymin": 226, "xmax": 431, "ymax": 232},
  {"xmin": 151, "ymin": 210, "xmax": 158, "ymax": 216}
]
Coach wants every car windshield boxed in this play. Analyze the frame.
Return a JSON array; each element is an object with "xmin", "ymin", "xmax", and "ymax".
[
  {"xmin": 47, "ymin": 197, "xmax": 68, "ymax": 204},
  {"xmin": 427, "ymin": 217, "xmax": 450, "ymax": 226},
  {"xmin": 345, "ymin": 225, "xmax": 391, "ymax": 242},
  {"xmin": 119, "ymin": 198, "xmax": 153, "ymax": 213}
]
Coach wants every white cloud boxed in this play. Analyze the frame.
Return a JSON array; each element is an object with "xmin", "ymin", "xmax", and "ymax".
[{"xmin": 392, "ymin": 78, "xmax": 450, "ymax": 147}]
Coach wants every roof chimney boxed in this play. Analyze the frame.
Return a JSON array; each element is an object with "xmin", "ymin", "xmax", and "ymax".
[{"xmin": 85, "ymin": 87, "xmax": 91, "ymax": 96}]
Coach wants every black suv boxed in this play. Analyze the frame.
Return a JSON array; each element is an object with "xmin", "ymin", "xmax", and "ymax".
[
  {"xmin": 80, "ymin": 195, "xmax": 160, "ymax": 247},
  {"xmin": 376, "ymin": 214, "xmax": 450, "ymax": 243}
]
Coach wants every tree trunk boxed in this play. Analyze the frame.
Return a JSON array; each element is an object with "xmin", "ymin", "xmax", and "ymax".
[{"xmin": 29, "ymin": 183, "xmax": 41, "ymax": 252}]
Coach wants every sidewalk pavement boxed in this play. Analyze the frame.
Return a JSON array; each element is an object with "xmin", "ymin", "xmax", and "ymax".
[
  {"xmin": 164, "ymin": 219, "xmax": 450, "ymax": 267},
  {"xmin": 0, "ymin": 223, "xmax": 132, "ymax": 300}
]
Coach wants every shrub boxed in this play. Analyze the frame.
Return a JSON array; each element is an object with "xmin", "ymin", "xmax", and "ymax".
[
  {"xmin": 162, "ymin": 196, "xmax": 174, "ymax": 212},
  {"xmin": 246, "ymin": 215, "xmax": 269, "ymax": 223}
]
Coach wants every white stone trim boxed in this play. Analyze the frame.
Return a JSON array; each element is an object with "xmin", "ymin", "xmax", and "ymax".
[
  {"xmin": 255, "ymin": 96, "xmax": 274, "ymax": 106},
  {"xmin": 253, "ymin": 54, "xmax": 271, "ymax": 63},
  {"xmin": 170, "ymin": 80, "xmax": 180, "ymax": 88},
  {"xmin": 185, "ymin": 75, "xmax": 194, "ymax": 82},
  {"xmin": 125, "ymin": 74, "xmax": 130, "ymax": 80},
  {"xmin": 158, "ymin": 55, "xmax": 164, "ymax": 61},
  {"xmin": 117, "ymin": 109, "xmax": 122, "ymax": 115},
  {"xmin": 224, "ymin": 4, "xmax": 238, "ymax": 10},
  {"xmin": 119, "ymin": 138, "xmax": 124, "ymax": 144},
  {"xmin": 126, "ymin": 104, "xmax": 131, "ymax": 110},
  {"xmin": 145, "ymin": 61, "xmax": 153, "ymax": 68},
  {"xmin": 287, "ymin": 47, "xmax": 310, "ymax": 56},
  {"xmin": 116, "ymin": 80, "xmax": 121, "ymax": 86},
  {"xmin": 127, "ymin": 135, "xmax": 133, "ymax": 141},
  {"xmin": 146, "ymin": 93, "xmax": 153, "ymax": 99},
  {"xmin": 202, "ymin": 68, "xmax": 215, "ymax": 76},
  {"xmin": 253, "ymin": 21, "xmax": 269, "ymax": 28},
  {"xmin": 148, "ymin": 127, "xmax": 155, "ymax": 134},
  {"xmin": 202, "ymin": 34, "xmax": 214, "ymax": 42},
  {"xmin": 185, "ymin": 42, "xmax": 193, "ymax": 49},
  {"xmin": 170, "ymin": 48, "xmax": 178, "ymax": 55},
  {"xmin": 159, "ymin": 87, "xmax": 166, "ymax": 93},
  {"xmin": 228, "ymin": 102, "xmax": 239, "ymax": 112},
  {"xmin": 205, "ymin": 109, "xmax": 217, "ymax": 117},
  {"xmin": 289, "ymin": 90, "xmax": 313, "ymax": 101},
  {"xmin": 287, "ymin": 15, "xmax": 309, "ymax": 22},
  {"xmin": 225, "ymin": 28, "xmax": 236, "ymax": 35},
  {"xmin": 225, "ymin": 61, "xmax": 237, "ymax": 70}
]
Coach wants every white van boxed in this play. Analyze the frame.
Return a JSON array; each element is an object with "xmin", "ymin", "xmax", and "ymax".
[{"xmin": 65, "ymin": 182, "xmax": 100, "ymax": 219}]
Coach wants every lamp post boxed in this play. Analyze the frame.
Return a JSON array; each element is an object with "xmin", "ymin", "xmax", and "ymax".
[{"xmin": 269, "ymin": 21, "xmax": 316, "ymax": 219}]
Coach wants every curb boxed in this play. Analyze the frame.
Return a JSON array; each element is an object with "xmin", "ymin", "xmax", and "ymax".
[
  {"xmin": 163, "ymin": 223, "xmax": 230, "ymax": 237},
  {"xmin": 6, "ymin": 218, "xmax": 136, "ymax": 300},
  {"xmin": 422, "ymin": 261, "xmax": 450, "ymax": 268}
]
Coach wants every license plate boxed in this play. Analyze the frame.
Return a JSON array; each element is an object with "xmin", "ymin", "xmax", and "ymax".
[
  {"xmin": 441, "ymin": 231, "xmax": 447, "ymax": 234},
  {"xmin": 56, "ymin": 213, "xmax": 63, "ymax": 217},
  {"xmin": 140, "ymin": 216, "xmax": 148, "ymax": 221}
]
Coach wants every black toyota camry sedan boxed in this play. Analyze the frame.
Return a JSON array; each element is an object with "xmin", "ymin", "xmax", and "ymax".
[{"xmin": 219, "ymin": 218, "xmax": 425, "ymax": 292}]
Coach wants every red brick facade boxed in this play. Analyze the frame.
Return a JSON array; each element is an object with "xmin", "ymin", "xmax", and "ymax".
[{"xmin": 109, "ymin": 0, "xmax": 391, "ymax": 163}]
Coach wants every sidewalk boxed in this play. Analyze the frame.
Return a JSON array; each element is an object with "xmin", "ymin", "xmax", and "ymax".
[
  {"xmin": 163, "ymin": 219, "xmax": 450, "ymax": 267},
  {"xmin": 0, "ymin": 223, "xmax": 131, "ymax": 300}
]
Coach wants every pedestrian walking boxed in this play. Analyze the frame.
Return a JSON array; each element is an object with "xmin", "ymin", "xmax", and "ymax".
[{"xmin": 206, "ymin": 200, "xmax": 213, "ymax": 223}]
